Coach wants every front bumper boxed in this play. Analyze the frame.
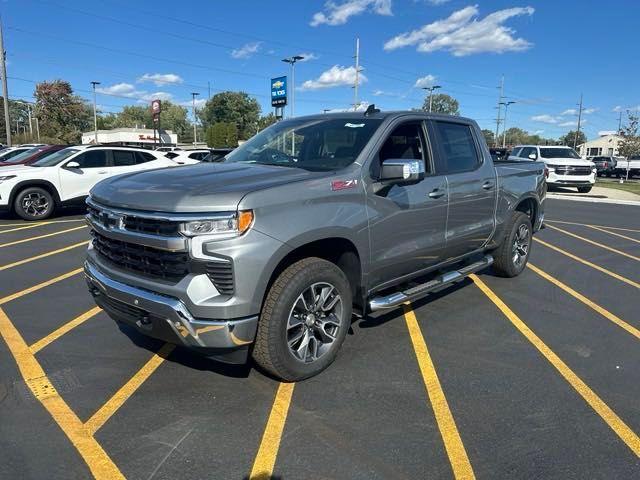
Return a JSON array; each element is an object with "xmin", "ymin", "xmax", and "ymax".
[
  {"xmin": 85, "ymin": 260, "xmax": 258, "ymax": 363},
  {"xmin": 547, "ymin": 172, "xmax": 595, "ymax": 187}
]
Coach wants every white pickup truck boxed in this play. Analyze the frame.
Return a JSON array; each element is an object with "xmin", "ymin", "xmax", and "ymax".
[
  {"xmin": 0, "ymin": 145, "xmax": 182, "ymax": 220},
  {"xmin": 510, "ymin": 145, "xmax": 596, "ymax": 192},
  {"xmin": 614, "ymin": 155, "xmax": 640, "ymax": 178}
]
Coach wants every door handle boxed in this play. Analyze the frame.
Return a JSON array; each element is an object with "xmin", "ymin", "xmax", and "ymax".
[
  {"xmin": 482, "ymin": 181, "xmax": 495, "ymax": 190},
  {"xmin": 428, "ymin": 189, "xmax": 445, "ymax": 199}
]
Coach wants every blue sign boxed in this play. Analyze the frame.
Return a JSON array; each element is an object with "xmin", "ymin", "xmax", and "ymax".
[{"xmin": 271, "ymin": 76, "xmax": 287, "ymax": 107}]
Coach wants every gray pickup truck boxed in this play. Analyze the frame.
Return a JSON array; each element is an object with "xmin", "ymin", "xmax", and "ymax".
[{"xmin": 84, "ymin": 109, "xmax": 545, "ymax": 381}]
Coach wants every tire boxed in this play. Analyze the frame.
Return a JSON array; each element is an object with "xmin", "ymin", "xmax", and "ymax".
[
  {"xmin": 577, "ymin": 186, "xmax": 592, "ymax": 193},
  {"xmin": 492, "ymin": 212, "xmax": 532, "ymax": 278},
  {"xmin": 252, "ymin": 257, "xmax": 352, "ymax": 382},
  {"xmin": 13, "ymin": 187, "xmax": 55, "ymax": 220}
]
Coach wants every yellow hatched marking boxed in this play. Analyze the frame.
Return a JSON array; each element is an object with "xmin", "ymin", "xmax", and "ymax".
[
  {"xmin": 0, "ymin": 306, "xmax": 124, "ymax": 479},
  {"xmin": 249, "ymin": 382, "xmax": 296, "ymax": 480},
  {"xmin": 85, "ymin": 343, "xmax": 175, "ymax": 434},
  {"xmin": 30, "ymin": 307, "xmax": 102, "ymax": 354},
  {"xmin": 403, "ymin": 305, "xmax": 475, "ymax": 479},
  {"xmin": 471, "ymin": 274, "xmax": 640, "ymax": 457}
]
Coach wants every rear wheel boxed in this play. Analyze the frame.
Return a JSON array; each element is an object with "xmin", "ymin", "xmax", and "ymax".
[
  {"xmin": 577, "ymin": 186, "xmax": 592, "ymax": 193},
  {"xmin": 253, "ymin": 257, "xmax": 352, "ymax": 381},
  {"xmin": 14, "ymin": 187, "xmax": 55, "ymax": 220},
  {"xmin": 492, "ymin": 212, "xmax": 532, "ymax": 278}
]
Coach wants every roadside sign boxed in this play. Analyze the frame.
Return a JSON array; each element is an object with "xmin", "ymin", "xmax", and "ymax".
[
  {"xmin": 151, "ymin": 99, "xmax": 162, "ymax": 115},
  {"xmin": 271, "ymin": 76, "xmax": 287, "ymax": 107}
]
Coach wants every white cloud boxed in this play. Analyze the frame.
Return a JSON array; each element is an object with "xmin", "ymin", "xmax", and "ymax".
[
  {"xmin": 384, "ymin": 5, "xmax": 534, "ymax": 56},
  {"xmin": 425, "ymin": 0, "xmax": 451, "ymax": 4},
  {"xmin": 533, "ymin": 130, "xmax": 544, "ymax": 135},
  {"xmin": 561, "ymin": 108, "xmax": 577, "ymax": 115},
  {"xmin": 414, "ymin": 74, "xmax": 437, "ymax": 88},
  {"xmin": 612, "ymin": 105, "xmax": 622, "ymax": 112},
  {"xmin": 179, "ymin": 98, "xmax": 207, "ymax": 108},
  {"xmin": 138, "ymin": 73, "xmax": 183, "ymax": 86},
  {"xmin": 583, "ymin": 107, "xmax": 597, "ymax": 114},
  {"xmin": 138, "ymin": 92, "xmax": 173, "ymax": 103},
  {"xmin": 231, "ymin": 42, "xmax": 262, "ymax": 59},
  {"xmin": 300, "ymin": 65, "xmax": 367, "ymax": 90},
  {"xmin": 531, "ymin": 114, "xmax": 560, "ymax": 124},
  {"xmin": 96, "ymin": 83, "xmax": 140, "ymax": 97},
  {"xmin": 311, "ymin": 0, "xmax": 392, "ymax": 26},
  {"xmin": 297, "ymin": 53, "xmax": 319, "ymax": 62},
  {"xmin": 559, "ymin": 119, "xmax": 587, "ymax": 127}
]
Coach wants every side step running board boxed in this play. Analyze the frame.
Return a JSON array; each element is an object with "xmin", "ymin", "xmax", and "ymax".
[{"xmin": 368, "ymin": 255, "xmax": 493, "ymax": 311}]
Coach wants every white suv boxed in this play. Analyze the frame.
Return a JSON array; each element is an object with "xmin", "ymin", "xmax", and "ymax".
[
  {"xmin": 511, "ymin": 145, "xmax": 596, "ymax": 193},
  {"xmin": 0, "ymin": 146, "xmax": 181, "ymax": 220}
]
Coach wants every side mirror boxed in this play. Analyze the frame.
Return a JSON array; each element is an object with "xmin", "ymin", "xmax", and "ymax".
[
  {"xmin": 380, "ymin": 158, "xmax": 425, "ymax": 183},
  {"xmin": 66, "ymin": 161, "xmax": 81, "ymax": 169},
  {"xmin": 528, "ymin": 153, "xmax": 537, "ymax": 160}
]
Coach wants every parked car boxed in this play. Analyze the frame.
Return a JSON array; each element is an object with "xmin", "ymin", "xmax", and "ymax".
[
  {"xmin": 489, "ymin": 147, "xmax": 510, "ymax": 162},
  {"xmin": 591, "ymin": 156, "xmax": 619, "ymax": 177},
  {"xmin": 0, "ymin": 145, "xmax": 66, "ymax": 167},
  {"xmin": 615, "ymin": 155, "xmax": 640, "ymax": 178},
  {"xmin": 0, "ymin": 146, "xmax": 183, "ymax": 220},
  {"xmin": 202, "ymin": 148, "xmax": 235, "ymax": 162},
  {"xmin": 511, "ymin": 145, "xmax": 595, "ymax": 192},
  {"xmin": 155, "ymin": 146, "xmax": 183, "ymax": 152},
  {"xmin": 166, "ymin": 149, "xmax": 211, "ymax": 164},
  {"xmin": 0, "ymin": 146, "xmax": 34, "ymax": 162},
  {"xmin": 84, "ymin": 110, "xmax": 545, "ymax": 381}
]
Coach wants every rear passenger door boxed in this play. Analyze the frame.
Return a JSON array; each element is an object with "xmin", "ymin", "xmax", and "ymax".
[
  {"xmin": 110, "ymin": 150, "xmax": 160, "ymax": 175},
  {"xmin": 430, "ymin": 120, "xmax": 497, "ymax": 259}
]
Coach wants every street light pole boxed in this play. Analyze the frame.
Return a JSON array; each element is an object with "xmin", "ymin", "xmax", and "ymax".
[
  {"xmin": 90, "ymin": 81, "xmax": 100, "ymax": 144},
  {"xmin": 500, "ymin": 101, "xmax": 516, "ymax": 148},
  {"xmin": 422, "ymin": 85, "xmax": 442, "ymax": 113},
  {"xmin": 191, "ymin": 92, "xmax": 200, "ymax": 145},
  {"xmin": 0, "ymin": 19, "xmax": 11, "ymax": 147},
  {"xmin": 282, "ymin": 55, "xmax": 304, "ymax": 118}
]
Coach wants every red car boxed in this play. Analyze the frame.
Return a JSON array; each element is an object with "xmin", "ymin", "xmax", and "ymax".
[{"xmin": 0, "ymin": 145, "xmax": 66, "ymax": 167}]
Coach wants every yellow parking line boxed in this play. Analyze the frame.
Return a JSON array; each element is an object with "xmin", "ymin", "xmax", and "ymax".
[
  {"xmin": 0, "ymin": 218, "xmax": 85, "ymax": 231},
  {"xmin": 30, "ymin": 307, "xmax": 102, "ymax": 354},
  {"xmin": 0, "ymin": 241, "xmax": 89, "ymax": 271},
  {"xmin": 546, "ymin": 224, "xmax": 640, "ymax": 262},
  {"xmin": 0, "ymin": 225, "xmax": 87, "ymax": 248},
  {"xmin": 85, "ymin": 343, "xmax": 175, "ymax": 435},
  {"xmin": 546, "ymin": 220, "xmax": 640, "ymax": 234},
  {"xmin": 527, "ymin": 263, "xmax": 640, "ymax": 341},
  {"xmin": 0, "ymin": 221, "xmax": 58, "ymax": 234},
  {"xmin": 471, "ymin": 274, "xmax": 640, "ymax": 457},
  {"xmin": 534, "ymin": 238, "xmax": 639, "ymax": 290},
  {"xmin": 587, "ymin": 225, "xmax": 640, "ymax": 245},
  {"xmin": 0, "ymin": 306, "xmax": 124, "ymax": 479},
  {"xmin": 0, "ymin": 268, "xmax": 83, "ymax": 305},
  {"xmin": 403, "ymin": 305, "xmax": 475, "ymax": 480},
  {"xmin": 249, "ymin": 382, "xmax": 295, "ymax": 480}
]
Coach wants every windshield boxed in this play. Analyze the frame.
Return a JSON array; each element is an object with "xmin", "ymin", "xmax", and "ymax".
[
  {"xmin": 224, "ymin": 117, "xmax": 383, "ymax": 171},
  {"xmin": 31, "ymin": 147, "xmax": 80, "ymax": 167},
  {"xmin": 539, "ymin": 148, "xmax": 581, "ymax": 159},
  {"xmin": 0, "ymin": 147, "xmax": 40, "ymax": 163},
  {"xmin": 0, "ymin": 148, "xmax": 29, "ymax": 160}
]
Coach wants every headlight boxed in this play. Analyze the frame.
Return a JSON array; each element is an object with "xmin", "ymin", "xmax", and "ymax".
[
  {"xmin": 180, "ymin": 210, "xmax": 254, "ymax": 237},
  {"xmin": 0, "ymin": 175, "xmax": 17, "ymax": 183}
]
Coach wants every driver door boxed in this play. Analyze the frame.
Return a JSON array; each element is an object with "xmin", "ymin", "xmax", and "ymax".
[{"xmin": 58, "ymin": 150, "xmax": 111, "ymax": 201}]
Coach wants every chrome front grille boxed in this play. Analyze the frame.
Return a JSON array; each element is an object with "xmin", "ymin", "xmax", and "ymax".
[{"xmin": 554, "ymin": 166, "xmax": 592, "ymax": 176}]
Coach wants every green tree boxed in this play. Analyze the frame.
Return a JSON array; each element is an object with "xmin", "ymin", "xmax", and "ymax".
[
  {"xmin": 206, "ymin": 122, "xmax": 238, "ymax": 148},
  {"xmin": 421, "ymin": 93, "xmax": 459, "ymax": 115},
  {"xmin": 198, "ymin": 91, "xmax": 261, "ymax": 140},
  {"xmin": 618, "ymin": 112, "xmax": 640, "ymax": 158},
  {"xmin": 258, "ymin": 113, "xmax": 278, "ymax": 132},
  {"xmin": 558, "ymin": 130, "xmax": 587, "ymax": 148},
  {"xmin": 34, "ymin": 80, "xmax": 92, "ymax": 144},
  {"xmin": 481, "ymin": 129, "xmax": 495, "ymax": 147}
]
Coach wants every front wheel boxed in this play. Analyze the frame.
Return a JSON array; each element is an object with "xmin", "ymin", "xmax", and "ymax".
[
  {"xmin": 14, "ymin": 187, "xmax": 55, "ymax": 220},
  {"xmin": 253, "ymin": 258, "xmax": 352, "ymax": 381},
  {"xmin": 577, "ymin": 186, "xmax": 592, "ymax": 193},
  {"xmin": 492, "ymin": 212, "xmax": 532, "ymax": 278}
]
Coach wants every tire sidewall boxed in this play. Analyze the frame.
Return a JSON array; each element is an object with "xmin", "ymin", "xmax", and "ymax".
[
  {"xmin": 14, "ymin": 187, "xmax": 55, "ymax": 220},
  {"xmin": 503, "ymin": 213, "xmax": 532, "ymax": 276},
  {"xmin": 264, "ymin": 260, "xmax": 352, "ymax": 381}
]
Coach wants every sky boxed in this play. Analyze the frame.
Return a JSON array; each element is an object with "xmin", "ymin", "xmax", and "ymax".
[{"xmin": 2, "ymin": 0, "xmax": 640, "ymax": 140}]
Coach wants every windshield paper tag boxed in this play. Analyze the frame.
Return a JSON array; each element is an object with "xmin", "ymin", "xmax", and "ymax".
[{"xmin": 344, "ymin": 123, "xmax": 365, "ymax": 128}]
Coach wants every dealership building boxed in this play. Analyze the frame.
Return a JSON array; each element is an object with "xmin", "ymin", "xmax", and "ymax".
[
  {"xmin": 577, "ymin": 131, "xmax": 621, "ymax": 158},
  {"xmin": 81, "ymin": 128, "xmax": 178, "ymax": 148}
]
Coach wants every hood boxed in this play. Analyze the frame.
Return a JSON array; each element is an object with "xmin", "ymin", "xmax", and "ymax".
[
  {"xmin": 90, "ymin": 162, "xmax": 326, "ymax": 212},
  {"xmin": 539, "ymin": 157, "xmax": 594, "ymax": 166},
  {"xmin": 0, "ymin": 164, "xmax": 34, "ymax": 173}
]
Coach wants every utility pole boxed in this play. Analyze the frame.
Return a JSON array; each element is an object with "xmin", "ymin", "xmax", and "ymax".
[
  {"xmin": 353, "ymin": 37, "xmax": 361, "ymax": 111},
  {"xmin": 500, "ymin": 101, "xmax": 516, "ymax": 147},
  {"xmin": 207, "ymin": 81, "xmax": 211, "ymax": 99},
  {"xmin": 494, "ymin": 75, "xmax": 504, "ymax": 147},
  {"xmin": 0, "ymin": 18, "xmax": 11, "ymax": 147},
  {"xmin": 282, "ymin": 55, "xmax": 304, "ymax": 117},
  {"xmin": 35, "ymin": 116, "xmax": 40, "ymax": 142},
  {"xmin": 191, "ymin": 92, "xmax": 200, "ymax": 145},
  {"xmin": 26, "ymin": 102, "xmax": 32, "ymax": 137},
  {"xmin": 90, "ymin": 81, "xmax": 100, "ymax": 144},
  {"xmin": 574, "ymin": 93, "xmax": 584, "ymax": 149},
  {"xmin": 617, "ymin": 110, "xmax": 623, "ymax": 133},
  {"xmin": 422, "ymin": 85, "xmax": 441, "ymax": 113}
]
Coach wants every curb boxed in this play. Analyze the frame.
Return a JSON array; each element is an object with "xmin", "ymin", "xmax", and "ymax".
[{"xmin": 547, "ymin": 194, "xmax": 640, "ymax": 206}]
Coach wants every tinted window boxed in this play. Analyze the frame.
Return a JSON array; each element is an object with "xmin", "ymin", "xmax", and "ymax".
[
  {"xmin": 539, "ymin": 148, "xmax": 580, "ymax": 159},
  {"xmin": 112, "ymin": 150, "xmax": 136, "ymax": 166},
  {"xmin": 520, "ymin": 147, "xmax": 537, "ymax": 159},
  {"xmin": 73, "ymin": 150, "xmax": 107, "ymax": 168},
  {"xmin": 136, "ymin": 151, "xmax": 156, "ymax": 164},
  {"xmin": 433, "ymin": 122, "xmax": 479, "ymax": 173}
]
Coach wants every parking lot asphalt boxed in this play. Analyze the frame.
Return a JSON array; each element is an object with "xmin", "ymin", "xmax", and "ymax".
[{"xmin": 0, "ymin": 199, "xmax": 639, "ymax": 480}]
